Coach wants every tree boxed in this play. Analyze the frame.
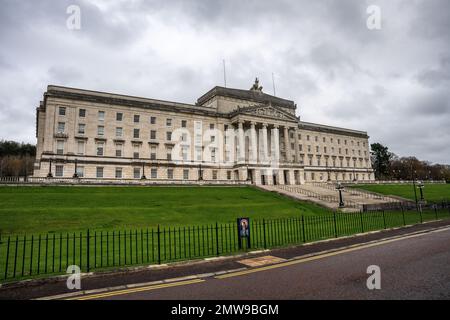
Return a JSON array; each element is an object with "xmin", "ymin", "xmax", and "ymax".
[
  {"xmin": 0, "ymin": 140, "xmax": 36, "ymax": 177},
  {"xmin": 370, "ymin": 143, "xmax": 393, "ymax": 180}
]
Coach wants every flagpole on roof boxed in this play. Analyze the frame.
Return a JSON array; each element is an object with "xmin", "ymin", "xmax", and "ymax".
[
  {"xmin": 272, "ymin": 72, "xmax": 276, "ymax": 96},
  {"xmin": 223, "ymin": 59, "xmax": 227, "ymax": 88}
]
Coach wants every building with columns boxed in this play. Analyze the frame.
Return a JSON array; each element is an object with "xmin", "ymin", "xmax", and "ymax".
[{"xmin": 33, "ymin": 79, "xmax": 374, "ymax": 184}]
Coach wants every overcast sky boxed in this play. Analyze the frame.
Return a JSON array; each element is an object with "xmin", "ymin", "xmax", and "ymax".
[{"xmin": 0, "ymin": 0, "xmax": 449, "ymax": 163}]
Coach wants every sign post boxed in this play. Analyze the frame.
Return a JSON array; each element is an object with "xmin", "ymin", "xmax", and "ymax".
[{"xmin": 237, "ymin": 218, "xmax": 250, "ymax": 249}]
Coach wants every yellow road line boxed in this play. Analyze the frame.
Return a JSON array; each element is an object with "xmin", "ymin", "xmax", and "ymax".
[
  {"xmin": 216, "ymin": 226, "xmax": 450, "ymax": 279},
  {"xmin": 68, "ymin": 279, "xmax": 205, "ymax": 300}
]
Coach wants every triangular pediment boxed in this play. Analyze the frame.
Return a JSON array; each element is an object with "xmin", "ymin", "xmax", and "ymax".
[{"xmin": 231, "ymin": 104, "xmax": 299, "ymax": 122}]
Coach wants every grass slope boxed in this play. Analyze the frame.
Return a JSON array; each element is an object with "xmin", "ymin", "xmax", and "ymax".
[
  {"xmin": 0, "ymin": 186, "xmax": 329, "ymax": 235},
  {"xmin": 351, "ymin": 183, "xmax": 450, "ymax": 202}
]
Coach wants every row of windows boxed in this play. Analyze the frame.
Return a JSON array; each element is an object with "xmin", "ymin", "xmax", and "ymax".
[
  {"xmin": 297, "ymin": 133, "xmax": 366, "ymax": 148},
  {"xmin": 297, "ymin": 144, "xmax": 367, "ymax": 157},
  {"xmin": 58, "ymin": 106, "xmax": 219, "ymax": 129},
  {"xmin": 55, "ymin": 165, "xmax": 228, "ymax": 180}
]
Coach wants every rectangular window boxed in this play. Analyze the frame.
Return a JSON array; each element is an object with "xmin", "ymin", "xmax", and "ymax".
[
  {"xmin": 181, "ymin": 120, "xmax": 187, "ymax": 128},
  {"xmin": 96, "ymin": 167, "xmax": 104, "ymax": 178},
  {"xmin": 196, "ymin": 147, "xmax": 202, "ymax": 161},
  {"xmin": 166, "ymin": 131, "xmax": 172, "ymax": 141},
  {"xmin": 116, "ymin": 113, "xmax": 123, "ymax": 121},
  {"xmin": 55, "ymin": 165, "xmax": 64, "ymax": 177},
  {"xmin": 166, "ymin": 118, "xmax": 172, "ymax": 127},
  {"xmin": 56, "ymin": 140, "xmax": 64, "ymax": 155},
  {"xmin": 227, "ymin": 171, "xmax": 232, "ymax": 180},
  {"xmin": 299, "ymin": 144, "xmax": 303, "ymax": 151},
  {"xmin": 134, "ymin": 168, "xmax": 141, "ymax": 179},
  {"xmin": 150, "ymin": 116, "xmax": 156, "ymax": 124},
  {"xmin": 166, "ymin": 147, "xmax": 172, "ymax": 161},
  {"xmin": 134, "ymin": 115, "xmax": 140, "ymax": 123},
  {"xmin": 133, "ymin": 129, "xmax": 140, "ymax": 139},
  {"xmin": 210, "ymin": 123, "xmax": 215, "ymax": 130},
  {"xmin": 150, "ymin": 146, "xmax": 157, "ymax": 160},
  {"xmin": 115, "ymin": 143, "xmax": 123, "ymax": 157},
  {"xmin": 212, "ymin": 170, "xmax": 218, "ymax": 180},
  {"xmin": 97, "ymin": 126, "xmax": 104, "ymax": 136},
  {"xmin": 78, "ymin": 123, "xmax": 85, "ymax": 135},
  {"xmin": 116, "ymin": 127, "xmax": 123, "ymax": 137},
  {"xmin": 96, "ymin": 142, "xmax": 104, "ymax": 156},
  {"xmin": 151, "ymin": 168, "xmax": 157, "ymax": 179},
  {"xmin": 77, "ymin": 140, "xmax": 85, "ymax": 155},
  {"xmin": 57, "ymin": 122, "xmax": 65, "ymax": 133},
  {"xmin": 133, "ymin": 152, "xmax": 139, "ymax": 159},
  {"xmin": 98, "ymin": 111, "xmax": 105, "ymax": 121},
  {"xmin": 183, "ymin": 169, "xmax": 189, "ymax": 180},
  {"xmin": 115, "ymin": 168, "xmax": 122, "ymax": 179},
  {"xmin": 79, "ymin": 109, "xmax": 86, "ymax": 117},
  {"xmin": 167, "ymin": 168, "xmax": 174, "ymax": 179},
  {"xmin": 150, "ymin": 130, "xmax": 156, "ymax": 140},
  {"xmin": 59, "ymin": 107, "xmax": 66, "ymax": 116},
  {"xmin": 76, "ymin": 166, "xmax": 84, "ymax": 178}
]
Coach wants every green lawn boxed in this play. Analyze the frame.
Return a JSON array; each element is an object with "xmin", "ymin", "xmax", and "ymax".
[
  {"xmin": 350, "ymin": 183, "xmax": 450, "ymax": 202},
  {"xmin": 0, "ymin": 186, "xmax": 330, "ymax": 235}
]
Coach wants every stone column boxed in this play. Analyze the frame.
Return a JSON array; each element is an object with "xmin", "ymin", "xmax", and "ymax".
[
  {"xmin": 284, "ymin": 126, "xmax": 291, "ymax": 163},
  {"xmin": 294, "ymin": 128, "xmax": 300, "ymax": 163},
  {"xmin": 272, "ymin": 125, "xmax": 280, "ymax": 164},
  {"xmin": 250, "ymin": 122, "xmax": 258, "ymax": 163},
  {"xmin": 261, "ymin": 124, "xmax": 268, "ymax": 163},
  {"xmin": 238, "ymin": 121, "xmax": 245, "ymax": 162}
]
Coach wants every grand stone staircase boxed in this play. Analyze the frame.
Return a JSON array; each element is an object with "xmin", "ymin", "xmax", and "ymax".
[{"xmin": 261, "ymin": 183, "xmax": 402, "ymax": 212}]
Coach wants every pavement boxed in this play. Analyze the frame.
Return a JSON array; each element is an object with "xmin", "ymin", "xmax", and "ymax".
[{"xmin": 1, "ymin": 219, "xmax": 450, "ymax": 300}]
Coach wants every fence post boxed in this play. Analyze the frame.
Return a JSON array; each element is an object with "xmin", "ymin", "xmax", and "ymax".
[
  {"xmin": 419, "ymin": 205, "xmax": 423, "ymax": 223},
  {"xmin": 434, "ymin": 206, "xmax": 438, "ymax": 220},
  {"xmin": 157, "ymin": 225, "xmax": 161, "ymax": 265},
  {"xmin": 360, "ymin": 211, "xmax": 364, "ymax": 233},
  {"xmin": 382, "ymin": 210, "xmax": 386, "ymax": 229},
  {"xmin": 301, "ymin": 215, "xmax": 306, "ymax": 243},
  {"xmin": 402, "ymin": 206, "xmax": 406, "ymax": 226},
  {"xmin": 333, "ymin": 213, "xmax": 338, "ymax": 238},
  {"xmin": 4, "ymin": 236, "xmax": 10, "ymax": 280},
  {"xmin": 86, "ymin": 229, "xmax": 90, "ymax": 272},
  {"xmin": 215, "ymin": 222, "xmax": 219, "ymax": 256},
  {"xmin": 263, "ymin": 219, "xmax": 267, "ymax": 249}
]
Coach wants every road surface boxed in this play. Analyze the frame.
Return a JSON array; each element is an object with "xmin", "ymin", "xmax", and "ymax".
[{"xmin": 70, "ymin": 226, "xmax": 450, "ymax": 300}]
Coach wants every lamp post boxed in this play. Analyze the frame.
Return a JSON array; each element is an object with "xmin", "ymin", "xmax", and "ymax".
[
  {"xmin": 198, "ymin": 162, "xmax": 203, "ymax": 181},
  {"xmin": 73, "ymin": 158, "xmax": 79, "ymax": 178},
  {"xmin": 141, "ymin": 162, "xmax": 146, "ymax": 179},
  {"xmin": 417, "ymin": 181, "xmax": 425, "ymax": 203},
  {"xmin": 47, "ymin": 159, "xmax": 53, "ymax": 178},
  {"xmin": 336, "ymin": 183, "xmax": 345, "ymax": 208}
]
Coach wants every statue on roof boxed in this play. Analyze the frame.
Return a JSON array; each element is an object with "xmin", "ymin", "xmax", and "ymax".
[{"xmin": 250, "ymin": 77, "xmax": 263, "ymax": 91}]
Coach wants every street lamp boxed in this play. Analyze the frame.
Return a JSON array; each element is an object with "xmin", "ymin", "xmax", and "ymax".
[
  {"xmin": 198, "ymin": 162, "xmax": 203, "ymax": 181},
  {"xmin": 47, "ymin": 159, "xmax": 53, "ymax": 178},
  {"xmin": 417, "ymin": 181, "xmax": 425, "ymax": 203},
  {"xmin": 336, "ymin": 183, "xmax": 345, "ymax": 208},
  {"xmin": 73, "ymin": 158, "xmax": 79, "ymax": 178},
  {"xmin": 141, "ymin": 162, "xmax": 146, "ymax": 179}
]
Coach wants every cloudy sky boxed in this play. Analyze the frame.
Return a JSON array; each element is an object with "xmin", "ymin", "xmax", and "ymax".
[{"xmin": 0, "ymin": 0, "xmax": 449, "ymax": 163}]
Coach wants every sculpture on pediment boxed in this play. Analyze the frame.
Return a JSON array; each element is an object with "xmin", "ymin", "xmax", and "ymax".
[{"xmin": 250, "ymin": 77, "xmax": 263, "ymax": 91}]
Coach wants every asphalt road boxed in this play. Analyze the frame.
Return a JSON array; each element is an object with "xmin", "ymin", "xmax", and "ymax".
[{"xmin": 74, "ymin": 226, "xmax": 450, "ymax": 300}]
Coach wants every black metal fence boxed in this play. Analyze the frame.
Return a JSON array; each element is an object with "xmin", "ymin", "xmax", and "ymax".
[{"xmin": 1, "ymin": 203, "xmax": 449, "ymax": 283}]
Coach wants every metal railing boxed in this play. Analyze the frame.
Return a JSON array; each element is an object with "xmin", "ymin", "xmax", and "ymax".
[
  {"xmin": 278, "ymin": 185, "xmax": 361, "ymax": 209},
  {"xmin": 1, "ymin": 203, "xmax": 449, "ymax": 283}
]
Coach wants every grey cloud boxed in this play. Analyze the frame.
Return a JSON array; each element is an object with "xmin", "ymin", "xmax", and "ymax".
[{"xmin": 0, "ymin": 0, "xmax": 449, "ymax": 164}]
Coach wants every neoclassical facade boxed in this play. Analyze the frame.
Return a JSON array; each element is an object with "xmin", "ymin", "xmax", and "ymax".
[{"xmin": 34, "ymin": 80, "xmax": 374, "ymax": 184}]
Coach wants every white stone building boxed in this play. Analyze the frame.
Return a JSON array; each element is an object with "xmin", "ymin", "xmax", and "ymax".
[{"xmin": 33, "ymin": 79, "xmax": 374, "ymax": 184}]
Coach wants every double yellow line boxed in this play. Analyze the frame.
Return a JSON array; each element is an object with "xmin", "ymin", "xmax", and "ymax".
[
  {"xmin": 67, "ymin": 279, "xmax": 205, "ymax": 300},
  {"xmin": 216, "ymin": 226, "xmax": 450, "ymax": 279},
  {"xmin": 67, "ymin": 226, "xmax": 450, "ymax": 300}
]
